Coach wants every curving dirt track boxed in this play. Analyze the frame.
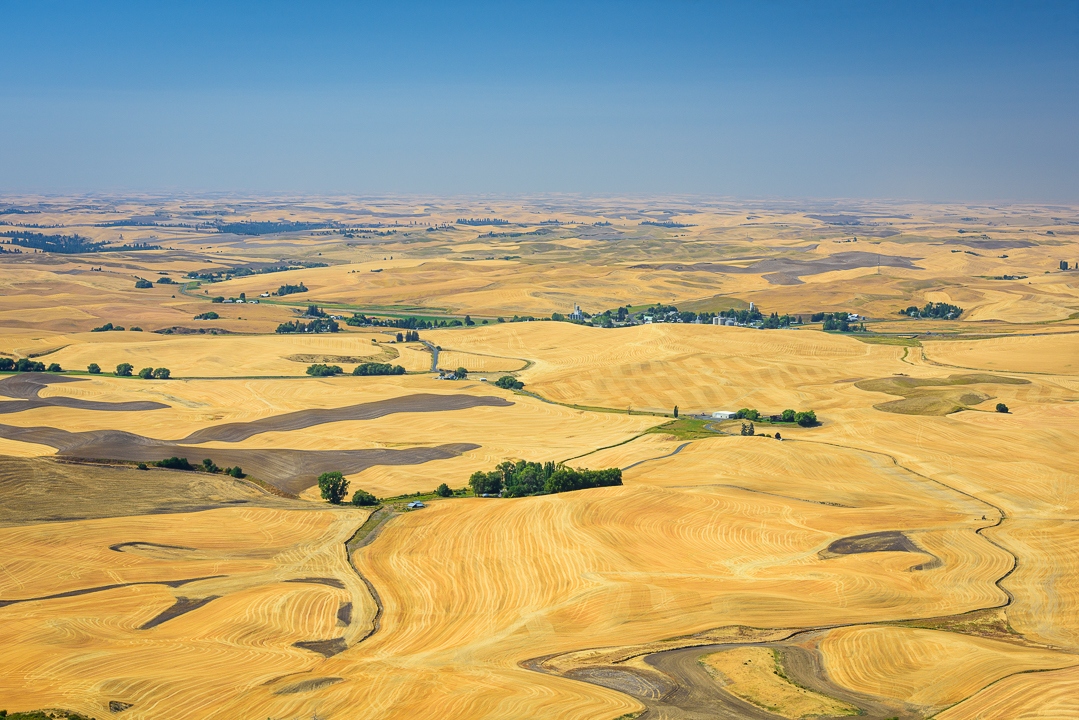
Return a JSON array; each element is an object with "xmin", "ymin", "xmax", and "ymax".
[{"xmin": 0, "ymin": 372, "xmax": 168, "ymax": 414}]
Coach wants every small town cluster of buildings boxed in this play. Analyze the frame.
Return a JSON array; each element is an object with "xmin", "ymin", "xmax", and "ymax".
[{"xmin": 222, "ymin": 298, "xmax": 259, "ymax": 304}]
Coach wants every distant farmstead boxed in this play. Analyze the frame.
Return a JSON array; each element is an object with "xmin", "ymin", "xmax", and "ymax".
[{"xmin": 711, "ymin": 410, "xmax": 736, "ymax": 419}]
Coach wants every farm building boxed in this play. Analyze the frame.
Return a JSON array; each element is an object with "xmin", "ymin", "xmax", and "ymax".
[{"xmin": 711, "ymin": 410, "xmax": 736, "ymax": 419}]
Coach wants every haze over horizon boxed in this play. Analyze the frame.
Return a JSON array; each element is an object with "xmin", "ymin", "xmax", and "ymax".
[{"xmin": 1, "ymin": 1, "xmax": 1076, "ymax": 202}]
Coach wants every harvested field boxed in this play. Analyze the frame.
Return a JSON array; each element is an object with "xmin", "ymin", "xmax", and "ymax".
[
  {"xmin": 0, "ymin": 422, "xmax": 480, "ymax": 494},
  {"xmin": 0, "ymin": 197, "xmax": 1077, "ymax": 719},
  {"xmin": 701, "ymin": 646, "xmax": 859, "ymax": 718},
  {"xmin": 0, "ymin": 455, "xmax": 298, "ymax": 527},
  {"xmin": 818, "ymin": 626, "xmax": 1074, "ymax": 708},
  {"xmin": 0, "ymin": 372, "xmax": 168, "ymax": 414}
]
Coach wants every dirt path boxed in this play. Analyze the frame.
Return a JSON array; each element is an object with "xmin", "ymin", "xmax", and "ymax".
[{"xmin": 621, "ymin": 441, "xmax": 693, "ymax": 471}]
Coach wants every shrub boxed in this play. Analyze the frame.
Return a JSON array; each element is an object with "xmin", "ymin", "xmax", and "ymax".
[
  {"xmin": 46, "ymin": 363, "xmax": 62, "ymax": 372},
  {"xmin": 134, "ymin": 279, "xmax": 153, "ymax": 288},
  {"xmin": 211, "ymin": 296, "xmax": 225, "ymax": 303},
  {"xmin": 201, "ymin": 458, "xmax": 219, "ymax": 473},
  {"xmin": 351, "ymin": 489, "xmax": 378, "ymax": 506},
  {"xmin": 138, "ymin": 367, "xmax": 154, "ymax": 379},
  {"xmin": 152, "ymin": 367, "xmax": 170, "ymax": 379},
  {"xmin": 996, "ymin": 403, "xmax": 1009, "ymax": 413},
  {"xmin": 154, "ymin": 457, "xmax": 193, "ymax": 470},
  {"xmin": 115, "ymin": 362, "xmax": 133, "ymax": 376},
  {"xmin": 130, "ymin": 326, "xmax": 142, "ymax": 331},
  {"xmin": 137, "ymin": 462, "xmax": 148, "ymax": 470},
  {"xmin": 194, "ymin": 311, "xmax": 219, "ymax": 320},
  {"xmin": 307, "ymin": 363, "xmax": 343, "ymax": 377},
  {"xmin": 436, "ymin": 483, "xmax": 453, "ymax": 497},
  {"xmin": 318, "ymin": 471, "xmax": 349, "ymax": 504},
  {"xmin": 87, "ymin": 363, "xmax": 101, "ymax": 374}
]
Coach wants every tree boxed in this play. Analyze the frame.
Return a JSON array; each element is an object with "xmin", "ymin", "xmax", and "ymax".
[
  {"xmin": 0, "ymin": 358, "xmax": 12, "ymax": 371},
  {"xmin": 138, "ymin": 367, "xmax": 154, "ymax": 379},
  {"xmin": 228, "ymin": 466, "xmax": 244, "ymax": 478},
  {"xmin": 396, "ymin": 332, "xmax": 404, "ymax": 342},
  {"xmin": 353, "ymin": 362, "xmax": 405, "ymax": 376},
  {"xmin": 239, "ymin": 292, "xmax": 246, "ymax": 300},
  {"xmin": 152, "ymin": 367, "xmax": 170, "ymax": 379},
  {"xmin": 47, "ymin": 363, "xmax": 62, "ymax": 372},
  {"xmin": 464, "ymin": 314, "xmax": 474, "ymax": 326},
  {"xmin": 318, "ymin": 471, "xmax": 349, "ymax": 504},
  {"xmin": 454, "ymin": 367, "xmax": 468, "ymax": 379},
  {"xmin": 134, "ymin": 279, "xmax": 153, "ymax": 289},
  {"xmin": 87, "ymin": 363, "xmax": 101, "ymax": 374},
  {"xmin": 211, "ymin": 296, "xmax": 224, "ymax": 303},
  {"xmin": 740, "ymin": 422, "xmax": 755, "ymax": 436},
  {"xmin": 736, "ymin": 408, "xmax": 760, "ymax": 421},
  {"xmin": 351, "ymin": 489, "xmax": 378, "ymax": 506},
  {"xmin": 673, "ymin": 405, "xmax": 679, "ymax": 418},
  {"xmin": 996, "ymin": 403, "xmax": 1009, "ymax": 413},
  {"xmin": 494, "ymin": 375, "xmax": 523, "ymax": 390},
  {"xmin": 201, "ymin": 458, "xmax": 219, "ymax": 473},
  {"xmin": 436, "ymin": 483, "xmax": 453, "ymax": 497},
  {"xmin": 115, "ymin": 363, "xmax": 134, "ymax": 376},
  {"xmin": 155, "ymin": 457, "xmax": 193, "ymax": 470},
  {"xmin": 795, "ymin": 410, "xmax": 818, "ymax": 427},
  {"xmin": 781, "ymin": 409, "xmax": 796, "ymax": 422},
  {"xmin": 775, "ymin": 432, "xmax": 782, "ymax": 441},
  {"xmin": 468, "ymin": 470, "xmax": 502, "ymax": 496},
  {"xmin": 307, "ymin": 363, "xmax": 343, "ymax": 376}
]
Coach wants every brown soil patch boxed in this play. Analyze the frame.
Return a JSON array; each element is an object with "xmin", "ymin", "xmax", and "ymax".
[
  {"xmin": 138, "ymin": 596, "xmax": 219, "ymax": 630},
  {"xmin": 178, "ymin": 393, "xmax": 512, "ymax": 443},
  {"xmin": 293, "ymin": 637, "xmax": 348, "ymax": 657},
  {"xmin": 0, "ymin": 455, "xmax": 297, "ymax": 527},
  {"xmin": 0, "ymin": 372, "xmax": 168, "ymax": 414},
  {"xmin": 272, "ymin": 677, "xmax": 345, "ymax": 695},
  {"xmin": 631, "ymin": 251, "xmax": 921, "ymax": 284},
  {"xmin": 0, "ymin": 426, "xmax": 482, "ymax": 495}
]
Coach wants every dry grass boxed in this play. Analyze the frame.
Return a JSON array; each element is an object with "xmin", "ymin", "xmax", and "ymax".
[{"xmin": 701, "ymin": 647, "xmax": 858, "ymax": 718}]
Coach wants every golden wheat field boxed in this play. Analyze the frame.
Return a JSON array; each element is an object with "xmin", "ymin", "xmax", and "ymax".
[{"xmin": 0, "ymin": 196, "xmax": 1077, "ymax": 720}]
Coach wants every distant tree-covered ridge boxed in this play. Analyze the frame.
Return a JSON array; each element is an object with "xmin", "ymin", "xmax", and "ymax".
[
  {"xmin": 640, "ymin": 220, "xmax": 693, "ymax": 228},
  {"xmin": 900, "ymin": 301, "xmax": 963, "ymax": 319},
  {"xmin": 216, "ymin": 221, "xmax": 335, "ymax": 235},
  {"xmin": 0, "ymin": 230, "xmax": 161, "ymax": 253},
  {"xmin": 469, "ymin": 460, "xmax": 622, "ymax": 497},
  {"xmin": 455, "ymin": 217, "xmax": 511, "ymax": 225}
]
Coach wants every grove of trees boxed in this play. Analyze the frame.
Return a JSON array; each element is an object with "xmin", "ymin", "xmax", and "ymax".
[
  {"xmin": 735, "ymin": 407, "xmax": 818, "ymax": 427},
  {"xmin": 900, "ymin": 302, "xmax": 963, "ymax": 319},
  {"xmin": 277, "ymin": 318, "xmax": 339, "ymax": 333},
  {"xmin": 275, "ymin": 282, "xmax": 308, "ymax": 296},
  {"xmin": 468, "ymin": 460, "xmax": 623, "ymax": 498},
  {"xmin": 494, "ymin": 376, "xmax": 524, "ymax": 390},
  {"xmin": 352, "ymin": 363, "xmax": 405, "ymax": 376},
  {"xmin": 306, "ymin": 364, "xmax": 343, "ymax": 376}
]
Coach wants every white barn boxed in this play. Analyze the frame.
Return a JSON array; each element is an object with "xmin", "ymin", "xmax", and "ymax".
[{"xmin": 711, "ymin": 410, "xmax": 736, "ymax": 419}]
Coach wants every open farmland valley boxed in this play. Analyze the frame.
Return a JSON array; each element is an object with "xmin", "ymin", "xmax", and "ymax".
[{"xmin": 0, "ymin": 196, "xmax": 1077, "ymax": 720}]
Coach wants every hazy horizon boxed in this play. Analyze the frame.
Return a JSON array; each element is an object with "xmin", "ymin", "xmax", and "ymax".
[{"xmin": 2, "ymin": 1, "xmax": 1076, "ymax": 201}]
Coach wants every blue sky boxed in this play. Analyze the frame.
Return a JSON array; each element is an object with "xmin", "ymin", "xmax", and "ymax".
[{"xmin": 1, "ymin": 1, "xmax": 1076, "ymax": 200}]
